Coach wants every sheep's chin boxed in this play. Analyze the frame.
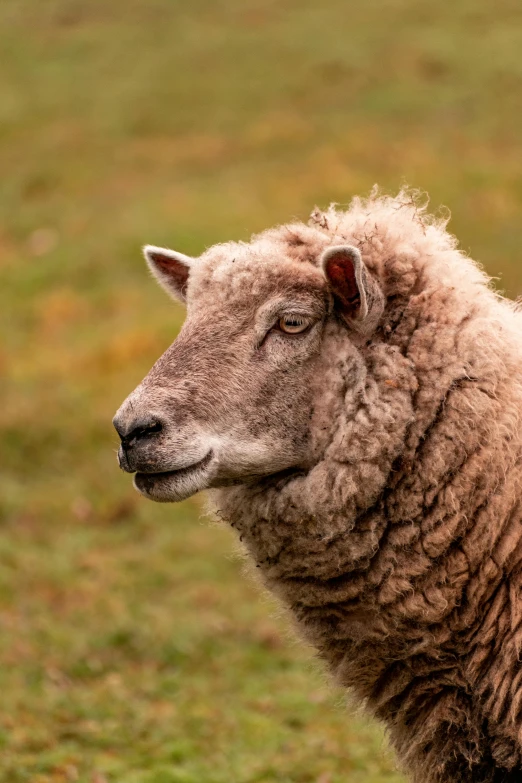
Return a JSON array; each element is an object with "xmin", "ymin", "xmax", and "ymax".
[{"xmin": 133, "ymin": 452, "xmax": 214, "ymax": 503}]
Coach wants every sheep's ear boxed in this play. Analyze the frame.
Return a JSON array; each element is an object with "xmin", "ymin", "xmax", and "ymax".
[
  {"xmin": 143, "ymin": 245, "xmax": 194, "ymax": 303},
  {"xmin": 321, "ymin": 245, "xmax": 384, "ymax": 334}
]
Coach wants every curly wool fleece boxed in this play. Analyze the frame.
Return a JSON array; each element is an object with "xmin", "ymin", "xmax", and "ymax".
[{"xmin": 212, "ymin": 191, "xmax": 522, "ymax": 783}]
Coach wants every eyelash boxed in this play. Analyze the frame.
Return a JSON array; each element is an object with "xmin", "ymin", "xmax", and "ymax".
[{"xmin": 274, "ymin": 315, "xmax": 312, "ymax": 335}]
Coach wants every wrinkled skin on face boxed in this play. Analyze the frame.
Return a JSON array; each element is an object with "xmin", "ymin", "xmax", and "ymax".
[{"xmin": 113, "ymin": 233, "xmax": 380, "ymax": 502}]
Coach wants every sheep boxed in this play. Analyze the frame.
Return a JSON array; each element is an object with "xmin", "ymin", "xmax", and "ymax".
[{"xmin": 113, "ymin": 189, "xmax": 522, "ymax": 783}]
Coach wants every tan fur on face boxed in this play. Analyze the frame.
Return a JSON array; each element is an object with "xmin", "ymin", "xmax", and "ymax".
[
  {"xmin": 117, "ymin": 189, "xmax": 522, "ymax": 782},
  {"xmin": 115, "ymin": 236, "xmax": 333, "ymax": 500}
]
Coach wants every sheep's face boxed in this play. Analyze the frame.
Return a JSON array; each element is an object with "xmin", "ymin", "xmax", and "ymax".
[{"xmin": 113, "ymin": 234, "xmax": 383, "ymax": 502}]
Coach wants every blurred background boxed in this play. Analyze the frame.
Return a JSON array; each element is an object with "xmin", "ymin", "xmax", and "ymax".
[{"xmin": 2, "ymin": 1, "xmax": 522, "ymax": 781}]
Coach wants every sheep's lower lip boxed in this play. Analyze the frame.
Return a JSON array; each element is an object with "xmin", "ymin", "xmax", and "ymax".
[{"xmin": 133, "ymin": 451, "xmax": 214, "ymax": 502}]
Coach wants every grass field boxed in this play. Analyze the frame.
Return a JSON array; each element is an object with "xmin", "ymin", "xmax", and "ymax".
[{"xmin": 2, "ymin": 1, "xmax": 522, "ymax": 781}]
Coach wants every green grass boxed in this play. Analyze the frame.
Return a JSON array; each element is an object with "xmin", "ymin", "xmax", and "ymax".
[{"xmin": 2, "ymin": 1, "xmax": 522, "ymax": 780}]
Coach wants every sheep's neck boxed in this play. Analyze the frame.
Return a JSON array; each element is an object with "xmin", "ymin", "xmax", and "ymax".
[{"xmin": 214, "ymin": 301, "xmax": 522, "ymax": 677}]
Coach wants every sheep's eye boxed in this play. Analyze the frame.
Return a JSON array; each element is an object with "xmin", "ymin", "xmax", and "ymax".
[{"xmin": 277, "ymin": 315, "xmax": 310, "ymax": 334}]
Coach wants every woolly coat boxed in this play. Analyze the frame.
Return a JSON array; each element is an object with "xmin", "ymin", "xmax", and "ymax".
[{"xmin": 213, "ymin": 192, "xmax": 522, "ymax": 783}]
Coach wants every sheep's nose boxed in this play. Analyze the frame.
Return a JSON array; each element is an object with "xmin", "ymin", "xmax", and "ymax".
[{"xmin": 113, "ymin": 414, "xmax": 164, "ymax": 449}]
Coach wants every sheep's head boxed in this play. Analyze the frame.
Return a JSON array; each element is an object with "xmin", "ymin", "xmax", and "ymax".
[{"xmin": 113, "ymin": 231, "xmax": 384, "ymax": 502}]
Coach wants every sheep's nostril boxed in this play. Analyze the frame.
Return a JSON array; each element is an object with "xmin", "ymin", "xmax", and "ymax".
[
  {"xmin": 145, "ymin": 420, "xmax": 162, "ymax": 436},
  {"xmin": 124, "ymin": 419, "xmax": 163, "ymax": 447},
  {"xmin": 113, "ymin": 416, "xmax": 164, "ymax": 448}
]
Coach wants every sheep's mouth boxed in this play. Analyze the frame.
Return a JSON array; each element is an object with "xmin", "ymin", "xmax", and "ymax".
[{"xmin": 134, "ymin": 451, "xmax": 214, "ymax": 502}]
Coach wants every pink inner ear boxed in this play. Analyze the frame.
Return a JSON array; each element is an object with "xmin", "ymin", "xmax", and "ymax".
[
  {"xmin": 325, "ymin": 252, "xmax": 361, "ymax": 314},
  {"xmin": 152, "ymin": 252, "xmax": 189, "ymax": 289}
]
